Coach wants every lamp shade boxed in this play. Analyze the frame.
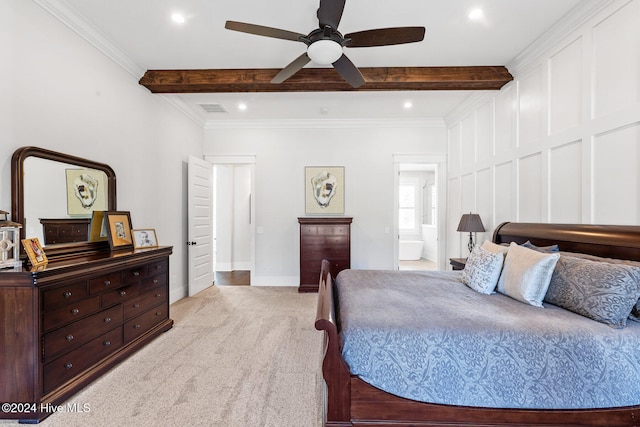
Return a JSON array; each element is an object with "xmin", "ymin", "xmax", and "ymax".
[{"xmin": 456, "ymin": 213, "xmax": 485, "ymax": 233}]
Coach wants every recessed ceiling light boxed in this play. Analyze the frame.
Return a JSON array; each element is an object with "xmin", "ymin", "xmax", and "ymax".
[
  {"xmin": 468, "ymin": 8, "xmax": 484, "ymax": 21},
  {"xmin": 171, "ymin": 13, "xmax": 186, "ymax": 24},
  {"xmin": 404, "ymin": 101, "xmax": 413, "ymax": 109},
  {"xmin": 238, "ymin": 103, "xmax": 248, "ymax": 111}
]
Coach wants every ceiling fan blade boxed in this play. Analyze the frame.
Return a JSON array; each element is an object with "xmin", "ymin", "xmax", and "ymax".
[
  {"xmin": 317, "ymin": 0, "xmax": 346, "ymax": 29},
  {"xmin": 272, "ymin": 53, "xmax": 312, "ymax": 84},
  {"xmin": 345, "ymin": 27, "xmax": 426, "ymax": 47},
  {"xmin": 225, "ymin": 21, "xmax": 306, "ymax": 42},
  {"xmin": 332, "ymin": 54, "xmax": 365, "ymax": 88}
]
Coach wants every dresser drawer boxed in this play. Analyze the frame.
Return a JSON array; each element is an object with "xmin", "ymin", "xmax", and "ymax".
[
  {"xmin": 124, "ymin": 304, "xmax": 168, "ymax": 343},
  {"xmin": 141, "ymin": 273, "xmax": 167, "ymax": 292},
  {"xmin": 43, "ymin": 305, "xmax": 123, "ymax": 362},
  {"xmin": 123, "ymin": 287, "xmax": 167, "ymax": 320},
  {"xmin": 43, "ymin": 327, "xmax": 123, "ymax": 393},
  {"xmin": 147, "ymin": 259, "xmax": 168, "ymax": 275},
  {"xmin": 101, "ymin": 282, "xmax": 141, "ymax": 307},
  {"xmin": 43, "ymin": 296, "xmax": 101, "ymax": 332},
  {"xmin": 42, "ymin": 281, "xmax": 88, "ymax": 311},
  {"xmin": 122, "ymin": 264, "xmax": 148, "ymax": 283},
  {"xmin": 89, "ymin": 272, "xmax": 123, "ymax": 294}
]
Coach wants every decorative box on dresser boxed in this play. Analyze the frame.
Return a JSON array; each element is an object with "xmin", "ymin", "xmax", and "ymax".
[
  {"xmin": 298, "ymin": 217, "xmax": 352, "ymax": 292},
  {"xmin": 0, "ymin": 246, "xmax": 173, "ymax": 423},
  {"xmin": 40, "ymin": 218, "xmax": 91, "ymax": 245}
]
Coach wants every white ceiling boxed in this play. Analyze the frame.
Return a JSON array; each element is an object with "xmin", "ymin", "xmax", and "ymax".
[{"xmin": 42, "ymin": 0, "xmax": 589, "ymax": 125}]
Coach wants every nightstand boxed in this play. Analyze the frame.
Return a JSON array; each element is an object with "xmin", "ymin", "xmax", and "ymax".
[{"xmin": 449, "ymin": 258, "xmax": 467, "ymax": 271}]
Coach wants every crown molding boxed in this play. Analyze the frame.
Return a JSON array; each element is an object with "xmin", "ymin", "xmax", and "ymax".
[
  {"xmin": 506, "ymin": 0, "xmax": 616, "ymax": 76},
  {"xmin": 34, "ymin": 0, "xmax": 144, "ymax": 78},
  {"xmin": 204, "ymin": 117, "xmax": 445, "ymax": 130}
]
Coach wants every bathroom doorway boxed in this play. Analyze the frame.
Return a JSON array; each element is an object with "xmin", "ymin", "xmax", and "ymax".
[{"xmin": 393, "ymin": 155, "xmax": 447, "ymax": 271}]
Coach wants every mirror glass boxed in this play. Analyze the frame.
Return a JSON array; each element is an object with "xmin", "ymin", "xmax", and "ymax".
[{"xmin": 12, "ymin": 147, "xmax": 116, "ymax": 255}]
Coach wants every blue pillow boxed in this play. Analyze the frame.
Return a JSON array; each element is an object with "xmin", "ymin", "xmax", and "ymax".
[{"xmin": 521, "ymin": 240, "xmax": 559, "ymax": 253}]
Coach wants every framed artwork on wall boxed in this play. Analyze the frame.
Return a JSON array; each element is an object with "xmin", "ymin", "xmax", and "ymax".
[
  {"xmin": 104, "ymin": 211, "xmax": 133, "ymax": 250},
  {"xmin": 305, "ymin": 166, "xmax": 345, "ymax": 215}
]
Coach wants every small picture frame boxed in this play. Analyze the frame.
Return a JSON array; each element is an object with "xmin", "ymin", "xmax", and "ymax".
[
  {"xmin": 104, "ymin": 211, "xmax": 133, "ymax": 250},
  {"xmin": 132, "ymin": 229, "xmax": 158, "ymax": 249},
  {"xmin": 89, "ymin": 210, "xmax": 108, "ymax": 242},
  {"xmin": 21, "ymin": 237, "xmax": 48, "ymax": 267}
]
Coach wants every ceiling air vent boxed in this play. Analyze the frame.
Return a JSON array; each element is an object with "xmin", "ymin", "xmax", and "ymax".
[{"xmin": 199, "ymin": 103, "xmax": 228, "ymax": 113}]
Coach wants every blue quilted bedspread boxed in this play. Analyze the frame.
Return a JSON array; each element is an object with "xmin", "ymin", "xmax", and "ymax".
[{"xmin": 335, "ymin": 269, "xmax": 640, "ymax": 409}]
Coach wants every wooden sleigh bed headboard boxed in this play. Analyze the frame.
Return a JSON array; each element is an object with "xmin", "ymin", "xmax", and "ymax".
[{"xmin": 315, "ymin": 222, "xmax": 640, "ymax": 427}]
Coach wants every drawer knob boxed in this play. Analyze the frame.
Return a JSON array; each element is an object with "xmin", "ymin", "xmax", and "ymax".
[
  {"xmin": 153, "ymin": 279, "xmax": 159, "ymax": 284},
  {"xmin": 156, "ymin": 311, "xmax": 162, "ymax": 316},
  {"xmin": 133, "ymin": 303, "xmax": 140, "ymax": 308},
  {"xmin": 104, "ymin": 317, "xmax": 112, "ymax": 323},
  {"xmin": 64, "ymin": 291, "xmax": 72, "ymax": 299},
  {"xmin": 104, "ymin": 280, "xmax": 111, "ymax": 287},
  {"xmin": 66, "ymin": 334, "xmax": 74, "ymax": 342},
  {"xmin": 104, "ymin": 340, "xmax": 111, "ymax": 346},
  {"xmin": 134, "ymin": 324, "xmax": 141, "ymax": 329},
  {"xmin": 65, "ymin": 362, "xmax": 73, "ymax": 370},
  {"xmin": 71, "ymin": 308, "xmax": 79, "ymax": 315},
  {"xmin": 119, "ymin": 290, "xmax": 127, "ymax": 296},
  {"xmin": 155, "ymin": 265, "xmax": 161, "ymax": 270},
  {"xmin": 155, "ymin": 293, "xmax": 161, "ymax": 298},
  {"xmin": 133, "ymin": 271, "xmax": 140, "ymax": 276}
]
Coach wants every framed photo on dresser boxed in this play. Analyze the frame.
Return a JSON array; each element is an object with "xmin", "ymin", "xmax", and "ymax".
[{"xmin": 104, "ymin": 211, "xmax": 133, "ymax": 250}]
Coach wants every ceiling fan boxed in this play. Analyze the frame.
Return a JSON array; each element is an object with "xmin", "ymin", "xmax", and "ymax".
[{"xmin": 225, "ymin": 0, "xmax": 425, "ymax": 88}]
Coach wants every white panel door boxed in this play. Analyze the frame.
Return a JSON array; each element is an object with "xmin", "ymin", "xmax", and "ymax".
[{"xmin": 188, "ymin": 155, "xmax": 213, "ymax": 296}]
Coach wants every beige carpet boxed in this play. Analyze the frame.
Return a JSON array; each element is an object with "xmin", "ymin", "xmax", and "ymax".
[{"xmin": 8, "ymin": 286, "xmax": 324, "ymax": 427}]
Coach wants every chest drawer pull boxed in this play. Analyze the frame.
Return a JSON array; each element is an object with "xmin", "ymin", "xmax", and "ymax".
[
  {"xmin": 71, "ymin": 308, "xmax": 79, "ymax": 315},
  {"xmin": 103, "ymin": 280, "xmax": 111, "ymax": 287},
  {"xmin": 104, "ymin": 340, "xmax": 111, "ymax": 346},
  {"xmin": 65, "ymin": 362, "xmax": 73, "ymax": 370},
  {"xmin": 133, "ymin": 324, "xmax": 141, "ymax": 329},
  {"xmin": 153, "ymin": 279, "xmax": 159, "ymax": 284},
  {"xmin": 133, "ymin": 303, "xmax": 140, "ymax": 308},
  {"xmin": 104, "ymin": 317, "xmax": 112, "ymax": 323},
  {"xmin": 66, "ymin": 334, "xmax": 74, "ymax": 342},
  {"xmin": 155, "ymin": 293, "xmax": 162, "ymax": 298},
  {"xmin": 133, "ymin": 271, "xmax": 140, "ymax": 277},
  {"xmin": 156, "ymin": 311, "xmax": 162, "ymax": 316},
  {"xmin": 119, "ymin": 290, "xmax": 127, "ymax": 296},
  {"xmin": 64, "ymin": 291, "xmax": 73, "ymax": 299}
]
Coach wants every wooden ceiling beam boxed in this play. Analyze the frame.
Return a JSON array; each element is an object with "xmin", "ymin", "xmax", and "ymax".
[{"xmin": 138, "ymin": 66, "xmax": 513, "ymax": 93}]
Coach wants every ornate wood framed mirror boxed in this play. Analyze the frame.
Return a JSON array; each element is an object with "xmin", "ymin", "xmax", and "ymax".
[{"xmin": 11, "ymin": 146, "xmax": 117, "ymax": 260}]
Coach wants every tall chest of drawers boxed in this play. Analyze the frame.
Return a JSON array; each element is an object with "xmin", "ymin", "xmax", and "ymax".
[
  {"xmin": 298, "ymin": 217, "xmax": 352, "ymax": 292},
  {"xmin": 0, "ymin": 246, "xmax": 173, "ymax": 423}
]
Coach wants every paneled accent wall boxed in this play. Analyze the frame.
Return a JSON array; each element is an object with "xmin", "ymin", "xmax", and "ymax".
[{"xmin": 446, "ymin": 0, "xmax": 640, "ymax": 259}]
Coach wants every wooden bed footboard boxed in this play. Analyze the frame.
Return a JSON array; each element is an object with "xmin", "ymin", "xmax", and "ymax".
[{"xmin": 314, "ymin": 222, "xmax": 640, "ymax": 426}]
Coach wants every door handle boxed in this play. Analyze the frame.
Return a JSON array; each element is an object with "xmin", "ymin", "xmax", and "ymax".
[{"xmin": 186, "ymin": 241, "xmax": 197, "ymax": 246}]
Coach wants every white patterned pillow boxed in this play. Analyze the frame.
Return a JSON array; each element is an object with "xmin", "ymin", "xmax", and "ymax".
[
  {"xmin": 545, "ymin": 255, "xmax": 640, "ymax": 328},
  {"xmin": 461, "ymin": 245, "xmax": 504, "ymax": 294},
  {"xmin": 497, "ymin": 242, "xmax": 560, "ymax": 307}
]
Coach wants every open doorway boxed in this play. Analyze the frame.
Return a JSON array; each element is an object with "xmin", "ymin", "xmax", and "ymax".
[
  {"xmin": 393, "ymin": 155, "xmax": 447, "ymax": 271},
  {"xmin": 207, "ymin": 156, "xmax": 256, "ymax": 286}
]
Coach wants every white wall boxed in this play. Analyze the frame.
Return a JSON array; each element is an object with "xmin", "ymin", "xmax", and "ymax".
[
  {"xmin": 445, "ymin": 0, "xmax": 640, "ymax": 260},
  {"xmin": 204, "ymin": 122, "xmax": 447, "ymax": 286},
  {"xmin": 0, "ymin": 1, "xmax": 203, "ymax": 302}
]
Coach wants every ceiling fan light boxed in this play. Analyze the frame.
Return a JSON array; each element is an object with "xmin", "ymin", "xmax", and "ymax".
[{"xmin": 307, "ymin": 40, "xmax": 343, "ymax": 65}]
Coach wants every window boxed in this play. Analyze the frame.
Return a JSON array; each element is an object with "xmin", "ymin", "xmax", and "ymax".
[{"xmin": 399, "ymin": 182, "xmax": 418, "ymax": 231}]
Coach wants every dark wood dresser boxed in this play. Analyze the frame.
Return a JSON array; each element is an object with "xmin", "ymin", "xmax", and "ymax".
[
  {"xmin": 298, "ymin": 217, "xmax": 352, "ymax": 293},
  {"xmin": 0, "ymin": 246, "xmax": 173, "ymax": 423},
  {"xmin": 40, "ymin": 218, "xmax": 91, "ymax": 244}
]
